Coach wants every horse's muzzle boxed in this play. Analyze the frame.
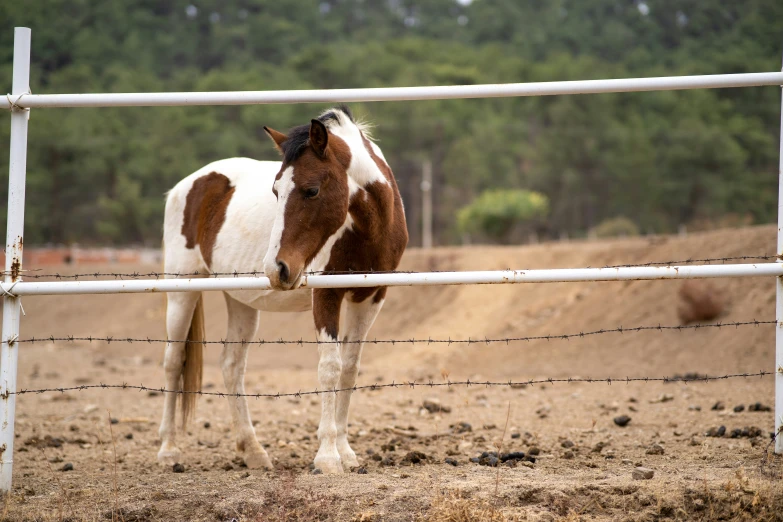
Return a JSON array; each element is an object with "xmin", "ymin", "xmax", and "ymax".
[{"xmin": 266, "ymin": 258, "xmax": 302, "ymax": 291}]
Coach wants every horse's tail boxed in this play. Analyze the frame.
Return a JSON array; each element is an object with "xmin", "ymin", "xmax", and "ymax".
[{"xmin": 181, "ymin": 294, "xmax": 205, "ymax": 425}]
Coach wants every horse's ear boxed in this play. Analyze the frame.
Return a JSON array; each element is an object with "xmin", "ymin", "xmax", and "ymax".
[
  {"xmin": 263, "ymin": 126, "xmax": 287, "ymax": 154},
  {"xmin": 309, "ymin": 119, "xmax": 328, "ymax": 157}
]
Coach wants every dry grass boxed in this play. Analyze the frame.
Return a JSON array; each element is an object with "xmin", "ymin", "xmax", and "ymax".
[{"xmin": 419, "ymin": 490, "xmax": 511, "ymax": 522}]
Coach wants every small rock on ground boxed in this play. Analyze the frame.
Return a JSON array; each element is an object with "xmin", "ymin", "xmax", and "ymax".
[
  {"xmin": 646, "ymin": 444, "xmax": 664, "ymax": 455},
  {"xmin": 614, "ymin": 415, "xmax": 631, "ymax": 427},
  {"xmin": 401, "ymin": 451, "xmax": 427, "ymax": 465},
  {"xmin": 632, "ymin": 467, "xmax": 654, "ymax": 480},
  {"xmin": 381, "ymin": 456, "xmax": 395, "ymax": 467},
  {"xmin": 422, "ymin": 398, "xmax": 451, "ymax": 414},
  {"xmin": 172, "ymin": 463, "xmax": 185, "ymax": 473},
  {"xmin": 450, "ymin": 422, "xmax": 472, "ymax": 434}
]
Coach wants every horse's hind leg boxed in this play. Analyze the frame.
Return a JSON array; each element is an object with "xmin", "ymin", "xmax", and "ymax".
[
  {"xmin": 157, "ymin": 291, "xmax": 200, "ymax": 465},
  {"xmin": 335, "ymin": 290, "xmax": 385, "ymax": 469},
  {"xmin": 222, "ymin": 293, "xmax": 272, "ymax": 470}
]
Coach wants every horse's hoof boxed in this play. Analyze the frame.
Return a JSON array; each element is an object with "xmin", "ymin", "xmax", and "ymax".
[
  {"xmin": 157, "ymin": 447, "xmax": 182, "ymax": 466},
  {"xmin": 337, "ymin": 439, "xmax": 358, "ymax": 468},
  {"xmin": 245, "ymin": 452, "xmax": 274, "ymax": 470},
  {"xmin": 313, "ymin": 456, "xmax": 344, "ymax": 474},
  {"xmin": 340, "ymin": 453, "xmax": 359, "ymax": 469}
]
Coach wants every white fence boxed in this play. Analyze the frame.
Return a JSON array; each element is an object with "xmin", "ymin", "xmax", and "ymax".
[{"xmin": 2, "ymin": 27, "xmax": 783, "ymax": 492}]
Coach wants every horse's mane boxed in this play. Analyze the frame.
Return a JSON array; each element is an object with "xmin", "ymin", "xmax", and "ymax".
[{"xmin": 280, "ymin": 105, "xmax": 372, "ymax": 164}]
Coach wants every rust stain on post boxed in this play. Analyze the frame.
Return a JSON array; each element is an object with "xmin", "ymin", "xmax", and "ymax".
[
  {"xmin": 9, "ymin": 236, "xmax": 23, "ymax": 282},
  {"xmin": 9, "ymin": 258, "xmax": 20, "ymax": 282}
]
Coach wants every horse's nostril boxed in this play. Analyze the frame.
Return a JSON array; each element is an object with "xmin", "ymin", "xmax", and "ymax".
[{"xmin": 277, "ymin": 261, "xmax": 290, "ymax": 283}]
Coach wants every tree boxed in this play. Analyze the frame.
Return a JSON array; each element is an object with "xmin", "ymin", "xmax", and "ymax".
[{"xmin": 457, "ymin": 189, "xmax": 549, "ymax": 244}]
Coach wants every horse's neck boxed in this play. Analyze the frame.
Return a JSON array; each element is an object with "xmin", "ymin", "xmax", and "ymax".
[{"xmin": 323, "ymin": 179, "xmax": 407, "ymax": 273}]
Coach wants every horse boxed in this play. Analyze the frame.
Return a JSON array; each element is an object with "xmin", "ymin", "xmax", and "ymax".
[{"xmin": 157, "ymin": 106, "xmax": 408, "ymax": 474}]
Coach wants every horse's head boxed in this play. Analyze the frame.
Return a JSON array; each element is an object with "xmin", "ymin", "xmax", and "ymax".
[{"xmin": 262, "ymin": 117, "xmax": 352, "ymax": 290}]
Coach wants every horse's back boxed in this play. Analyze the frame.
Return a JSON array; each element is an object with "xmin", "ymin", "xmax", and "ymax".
[
  {"xmin": 164, "ymin": 158, "xmax": 279, "ymax": 261},
  {"xmin": 166, "ymin": 158, "xmax": 280, "ymax": 210}
]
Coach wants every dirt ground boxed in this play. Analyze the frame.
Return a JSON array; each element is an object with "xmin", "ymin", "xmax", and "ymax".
[{"xmin": 2, "ymin": 225, "xmax": 782, "ymax": 521}]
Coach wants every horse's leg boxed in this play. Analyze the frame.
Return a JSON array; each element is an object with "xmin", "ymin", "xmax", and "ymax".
[
  {"xmin": 312, "ymin": 288, "xmax": 345, "ymax": 474},
  {"xmin": 222, "ymin": 293, "xmax": 272, "ymax": 470},
  {"xmin": 335, "ymin": 289, "xmax": 385, "ymax": 469},
  {"xmin": 157, "ymin": 291, "xmax": 200, "ymax": 465}
]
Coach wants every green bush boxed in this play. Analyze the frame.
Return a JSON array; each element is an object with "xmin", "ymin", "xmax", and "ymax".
[
  {"xmin": 457, "ymin": 189, "xmax": 549, "ymax": 244},
  {"xmin": 592, "ymin": 216, "xmax": 640, "ymax": 238}
]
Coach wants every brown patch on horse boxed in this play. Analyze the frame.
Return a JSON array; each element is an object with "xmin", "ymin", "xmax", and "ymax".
[
  {"xmin": 181, "ymin": 172, "xmax": 235, "ymax": 267},
  {"xmin": 313, "ymin": 289, "xmax": 345, "ymax": 339}
]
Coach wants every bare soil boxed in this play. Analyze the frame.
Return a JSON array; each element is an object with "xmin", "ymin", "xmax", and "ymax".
[{"xmin": 3, "ymin": 225, "xmax": 782, "ymax": 521}]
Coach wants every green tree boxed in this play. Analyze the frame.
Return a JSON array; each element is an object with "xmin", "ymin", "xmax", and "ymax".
[{"xmin": 457, "ymin": 189, "xmax": 549, "ymax": 244}]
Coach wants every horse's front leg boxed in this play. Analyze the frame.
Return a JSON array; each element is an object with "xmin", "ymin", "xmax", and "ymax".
[
  {"xmin": 335, "ymin": 288, "xmax": 386, "ymax": 469},
  {"xmin": 312, "ymin": 288, "xmax": 345, "ymax": 474}
]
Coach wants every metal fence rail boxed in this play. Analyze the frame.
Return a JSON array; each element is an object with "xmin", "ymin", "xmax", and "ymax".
[
  {"xmin": 3, "ymin": 26, "xmax": 783, "ymax": 493},
  {"xmin": 3, "ymin": 72, "xmax": 783, "ymax": 109},
  {"xmin": 3, "ymin": 263, "xmax": 783, "ymax": 296}
]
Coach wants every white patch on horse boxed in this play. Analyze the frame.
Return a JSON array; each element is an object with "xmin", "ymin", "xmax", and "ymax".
[
  {"xmin": 262, "ymin": 166, "xmax": 295, "ymax": 274},
  {"xmin": 321, "ymin": 109, "xmax": 388, "ymax": 195},
  {"xmin": 368, "ymin": 140, "xmax": 387, "ymax": 162}
]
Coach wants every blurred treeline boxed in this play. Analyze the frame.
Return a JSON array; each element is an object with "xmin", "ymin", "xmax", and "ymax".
[{"xmin": 1, "ymin": 0, "xmax": 781, "ymax": 246}]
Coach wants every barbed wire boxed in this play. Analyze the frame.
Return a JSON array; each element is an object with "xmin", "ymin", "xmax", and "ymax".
[
  {"xmin": 599, "ymin": 254, "xmax": 779, "ymax": 269},
  {"xmin": 10, "ymin": 319, "xmax": 776, "ymax": 347},
  {"xmin": 9, "ymin": 371, "xmax": 774, "ymax": 398},
  {"xmin": 3, "ymin": 254, "xmax": 779, "ymax": 281}
]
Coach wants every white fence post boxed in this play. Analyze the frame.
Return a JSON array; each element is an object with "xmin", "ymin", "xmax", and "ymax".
[
  {"xmin": 1, "ymin": 27, "xmax": 31, "ymax": 493},
  {"xmin": 776, "ymin": 67, "xmax": 783, "ymax": 454}
]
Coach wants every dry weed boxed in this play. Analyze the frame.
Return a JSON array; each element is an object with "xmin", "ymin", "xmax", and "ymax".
[{"xmin": 419, "ymin": 491, "xmax": 509, "ymax": 522}]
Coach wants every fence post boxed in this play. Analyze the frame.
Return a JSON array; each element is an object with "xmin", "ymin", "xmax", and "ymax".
[
  {"xmin": 777, "ymin": 63, "xmax": 783, "ymax": 454},
  {"xmin": 421, "ymin": 160, "xmax": 433, "ymax": 249},
  {"xmin": 1, "ymin": 27, "xmax": 31, "ymax": 493}
]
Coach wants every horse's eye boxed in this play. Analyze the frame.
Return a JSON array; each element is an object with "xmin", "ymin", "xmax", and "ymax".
[{"xmin": 304, "ymin": 187, "xmax": 320, "ymax": 199}]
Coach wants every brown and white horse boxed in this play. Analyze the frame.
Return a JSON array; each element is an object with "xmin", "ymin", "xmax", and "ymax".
[{"xmin": 157, "ymin": 106, "xmax": 408, "ymax": 474}]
